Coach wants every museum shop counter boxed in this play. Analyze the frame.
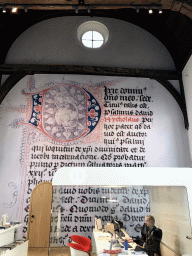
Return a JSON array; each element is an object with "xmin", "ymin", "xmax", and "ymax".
[{"xmin": 92, "ymin": 229, "xmax": 148, "ymax": 256}]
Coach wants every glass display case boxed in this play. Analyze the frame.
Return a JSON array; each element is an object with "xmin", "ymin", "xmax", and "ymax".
[{"xmin": 48, "ymin": 185, "xmax": 150, "ymax": 255}]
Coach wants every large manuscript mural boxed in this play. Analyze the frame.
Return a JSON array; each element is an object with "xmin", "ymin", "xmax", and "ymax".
[{"xmin": 0, "ymin": 74, "xmax": 188, "ymax": 240}]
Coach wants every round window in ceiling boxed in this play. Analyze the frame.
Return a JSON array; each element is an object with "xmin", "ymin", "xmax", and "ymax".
[{"xmin": 77, "ymin": 21, "xmax": 109, "ymax": 48}]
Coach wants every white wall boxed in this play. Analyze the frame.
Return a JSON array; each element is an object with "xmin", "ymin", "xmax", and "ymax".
[
  {"xmin": 182, "ymin": 55, "xmax": 192, "ymax": 163},
  {"xmin": 148, "ymin": 186, "xmax": 192, "ymax": 256},
  {"xmin": 5, "ymin": 16, "xmax": 175, "ymax": 70}
]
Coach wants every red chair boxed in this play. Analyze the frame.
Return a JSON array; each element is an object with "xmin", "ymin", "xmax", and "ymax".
[{"xmin": 68, "ymin": 235, "xmax": 92, "ymax": 256}]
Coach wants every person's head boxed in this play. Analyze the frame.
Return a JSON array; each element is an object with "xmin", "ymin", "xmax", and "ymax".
[{"xmin": 145, "ymin": 215, "xmax": 155, "ymax": 228}]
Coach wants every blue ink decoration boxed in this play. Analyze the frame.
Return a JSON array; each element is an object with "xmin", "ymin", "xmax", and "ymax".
[
  {"xmin": 29, "ymin": 94, "xmax": 42, "ymax": 127},
  {"xmin": 84, "ymin": 89, "xmax": 101, "ymax": 135}
]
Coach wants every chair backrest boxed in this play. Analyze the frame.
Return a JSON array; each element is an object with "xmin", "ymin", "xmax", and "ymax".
[
  {"xmin": 71, "ymin": 235, "xmax": 91, "ymax": 248},
  {"xmin": 69, "ymin": 235, "xmax": 91, "ymax": 256}
]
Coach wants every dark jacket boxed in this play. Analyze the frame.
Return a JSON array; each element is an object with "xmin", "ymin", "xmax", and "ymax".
[{"xmin": 143, "ymin": 225, "xmax": 162, "ymax": 256}]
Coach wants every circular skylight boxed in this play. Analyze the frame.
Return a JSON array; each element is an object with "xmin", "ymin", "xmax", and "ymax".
[
  {"xmin": 77, "ymin": 21, "xmax": 109, "ymax": 49},
  {"xmin": 82, "ymin": 31, "xmax": 104, "ymax": 48}
]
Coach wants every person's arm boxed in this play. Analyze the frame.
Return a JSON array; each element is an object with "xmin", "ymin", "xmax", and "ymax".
[
  {"xmin": 125, "ymin": 238, "xmax": 133, "ymax": 243},
  {"xmin": 120, "ymin": 229, "xmax": 133, "ymax": 242}
]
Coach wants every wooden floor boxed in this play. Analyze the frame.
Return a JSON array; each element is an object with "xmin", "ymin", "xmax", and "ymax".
[
  {"xmin": 28, "ymin": 247, "xmax": 97, "ymax": 256},
  {"xmin": 28, "ymin": 248, "xmax": 49, "ymax": 256}
]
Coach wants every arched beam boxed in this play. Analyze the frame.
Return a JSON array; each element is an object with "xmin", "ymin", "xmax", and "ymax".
[{"xmin": 155, "ymin": 78, "xmax": 189, "ymax": 130}]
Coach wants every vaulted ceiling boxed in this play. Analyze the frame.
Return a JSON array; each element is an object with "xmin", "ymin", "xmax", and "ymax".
[{"xmin": 1, "ymin": 0, "xmax": 192, "ymax": 71}]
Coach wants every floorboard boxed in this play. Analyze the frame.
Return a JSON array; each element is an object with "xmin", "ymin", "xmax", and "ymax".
[
  {"xmin": 28, "ymin": 248, "xmax": 49, "ymax": 256},
  {"xmin": 49, "ymin": 247, "xmax": 71, "ymax": 256},
  {"xmin": 28, "ymin": 247, "xmax": 97, "ymax": 256}
]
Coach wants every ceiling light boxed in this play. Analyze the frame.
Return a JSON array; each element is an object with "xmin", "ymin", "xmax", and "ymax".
[
  {"xmin": 11, "ymin": 7, "xmax": 18, "ymax": 13},
  {"xmin": 149, "ymin": 9, "xmax": 153, "ymax": 14}
]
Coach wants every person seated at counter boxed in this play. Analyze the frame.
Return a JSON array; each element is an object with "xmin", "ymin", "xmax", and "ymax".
[
  {"xmin": 126, "ymin": 215, "xmax": 162, "ymax": 256},
  {"xmin": 131, "ymin": 219, "xmax": 149, "ymax": 247}
]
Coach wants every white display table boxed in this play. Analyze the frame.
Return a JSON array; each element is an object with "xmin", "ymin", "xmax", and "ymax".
[
  {"xmin": 0, "ymin": 225, "xmax": 28, "ymax": 256},
  {"xmin": 92, "ymin": 230, "xmax": 112, "ymax": 255},
  {"xmin": 0, "ymin": 241, "xmax": 29, "ymax": 256},
  {"xmin": 0, "ymin": 225, "xmax": 21, "ymax": 247}
]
